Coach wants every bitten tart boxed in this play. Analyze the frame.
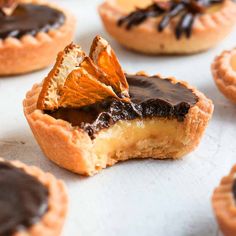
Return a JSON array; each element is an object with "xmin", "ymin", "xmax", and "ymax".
[
  {"xmin": 0, "ymin": 0, "xmax": 76, "ymax": 75},
  {"xmin": 212, "ymin": 165, "xmax": 236, "ymax": 236},
  {"xmin": 212, "ymin": 48, "xmax": 236, "ymax": 103},
  {"xmin": 23, "ymin": 36, "xmax": 214, "ymax": 176},
  {"xmin": 0, "ymin": 158, "xmax": 67, "ymax": 236},
  {"xmin": 98, "ymin": 0, "xmax": 236, "ymax": 54}
]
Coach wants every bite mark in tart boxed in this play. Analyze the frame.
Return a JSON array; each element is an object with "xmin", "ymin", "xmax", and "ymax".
[
  {"xmin": 0, "ymin": 0, "xmax": 76, "ymax": 75},
  {"xmin": 212, "ymin": 165, "xmax": 236, "ymax": 236},
  {"xmin": 0, "ymin": 158, "xmax": 67, "ymax": 236},
  {"xmin": 98, "ymin": 0, "xmax": 236, "ymax": 54},
  {"xmin": 23, "ymin": 36, "xmax": 214, "ymax": 176},
  {"xmin": 212, "ymin": 48, "xmax": 236, "ymax": 104}
]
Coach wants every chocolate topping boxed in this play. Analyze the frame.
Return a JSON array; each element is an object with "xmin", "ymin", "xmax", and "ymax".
[
  {"xmin": 0, "ymin": 162, "xmax": 48, "ymax": 236},
  {"xmin": 47, "ymin": 74, "xmax": 198, "ymax": 138},
  {"xmin": 118, "ymin": 0, "xmax": 223, "ymax": 39},
  {"xmin": 0, "ymin": 3, "xmax": 65, "ymax": 39}
]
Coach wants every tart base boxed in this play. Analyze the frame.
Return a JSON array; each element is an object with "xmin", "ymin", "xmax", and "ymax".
[
  {"xmin": 23, "ymin": 77, "xmax": 213, "ymax": 176},
  {"xmin": 212, "ymin": 48, "xmax": 236, "ymax": 103},
  {"xmin": 0, "ymin": 158, "xmax": 68, "ymax": 236},
  {"xmin": 0, "ymin": 0, "xmax": 76, "ymax": 75},
  {"xmin": 212, "ymin": 165, "xmax": 236, "ymax": 236},
  {"xmin": 98, "ymin": 0, "xmax": 236, "ymax": 54}
]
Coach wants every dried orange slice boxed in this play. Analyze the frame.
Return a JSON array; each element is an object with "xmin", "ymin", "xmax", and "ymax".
[
  {"xmin": 37, "ymin": 36, "xmax": 129, "ymax": 111},
  {"xmin": 90, "ymin": 36, "xmax": 129, "ymax": 98},
  {"xmin": 59, "ymin": 66, "xmax": 119, "ymax": 108},
  {"xmin": 37, "ymin": 43, "xmax": 85, "ymax": 110}
]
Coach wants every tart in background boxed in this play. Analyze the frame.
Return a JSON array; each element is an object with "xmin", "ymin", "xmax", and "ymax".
[
  {"xmin": 24, "ymin": 36, "xmax": 213, "ymax": 176},
  {"xmin": 0, "ymin": 0, "xmax": 76, "ymax": 75},
  {"xmin": 212, "ymin": 48, "xmax": 236, "ymax": 104},
  {"xmin": 0, "ymin": 158, "xmax": 68, "ymax": 236},
  {"xmin": 98, "ymin": 0, "xmax": 236, "ymax": 54},
  {"xmin": 212, "ymin": 165, "xmax": 236, "ymax": 236}
]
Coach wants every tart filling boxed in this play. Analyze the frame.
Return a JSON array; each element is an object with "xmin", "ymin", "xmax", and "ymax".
[
  {"xmin": 38, "ymin": 36, "xmax": 198, "ymax": 138},
  {"xmin": 47, "ymin": 73, "xmax": 198, "ymax": 138},
  {"xmin": 0, "ymin": 3, "xmax": 65, "ymax": 39},
  {"xmin": 117, "ymin": 0, "xmax": 224, "ymax": 39},
  {"xmin": 0, "ymin": 162, "xmax": 48, "ymax": 236}
]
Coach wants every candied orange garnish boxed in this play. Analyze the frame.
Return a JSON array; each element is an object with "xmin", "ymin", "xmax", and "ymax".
[
  {"xmin": 90, "ymin": 36, "xmax": 129, "ymax": 98},
  {"xmin": 37, "ymin": 36, "xmax": 129, "ymax": 111},
  {"xmin": 59, "ymin": 67, "xmax": 119, "ymax": 108},
  {"xmin": 37, "ymin": 43, "xmax": 85, "ymax": 110}
]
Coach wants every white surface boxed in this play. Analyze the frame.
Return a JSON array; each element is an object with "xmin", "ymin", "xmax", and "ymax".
[{"xmin": 1, "ymin": 1, "xmax": 236, "ymax": 235}]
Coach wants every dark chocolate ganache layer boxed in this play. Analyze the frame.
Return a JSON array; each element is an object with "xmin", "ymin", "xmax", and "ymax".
[
  {"xmin": 0, "ymin": 3, "xmax": 65, "ymax": 39},
  {"xmin": 0, "ymin": 162, "xmax": 48, "ymax": 236},
  {"xmin": 118, "ymin": 0, "xmax": 223, "ymax": 39},
  {"xmin": 46, "ymin": 74, "xmax": 198, "ymax": 138}
]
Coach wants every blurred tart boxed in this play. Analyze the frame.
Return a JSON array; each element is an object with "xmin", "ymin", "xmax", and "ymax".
[
  {"xmin": 0, "ymin": 158, "xmax": 67, "ymax": 236},
  {"xmin": 23, "ymin": 36, "xmax": 214, "ymax": 176},
  {"xmin": 0, "ymin": 0, "xmax": 76, "ymax": 75},
  {"xmin": 212, "ymin": 48, "xmax": 236, "ymax": 103},
  {"xmin": 212, "ymin": 165, "xmax": 236, "ymax": 236},
  {"xmin": 98, "ymin": 0, "xmax": 236, "ymax": 54}
]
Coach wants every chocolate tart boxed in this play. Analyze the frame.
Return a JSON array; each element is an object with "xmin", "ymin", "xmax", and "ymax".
[
  {"xmin": 212, "ymin": 165, "xmax": 236, "ymax": 236},
  {"xmin": 0, "ymin": 158, "xmax": 68, "ymax": 236},
  {"xmin": 212, "ymin": 48, "xmax": 236, "ymax": 103},
  {"xmin": 0, "ymin": 0, "xmax": 76, "ymax": 75},
  {"xmin": 23, "ymin": 36, "xmax": 214, "ymax": 176},
  {"xmin": 98, "ymin": 0, "xmax": 236, "ymax": 54}
]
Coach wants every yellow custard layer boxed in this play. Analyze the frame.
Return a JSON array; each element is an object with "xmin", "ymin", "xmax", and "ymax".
[{"xmin": 93, "ymin": 117, "xmax": 191, "ymax": 170}]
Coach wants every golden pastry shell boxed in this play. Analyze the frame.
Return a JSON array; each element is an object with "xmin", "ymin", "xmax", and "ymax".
[
  {"xmin": 0, "ymin": 0, "xmax": 76, "ymax": 75},
  {"xmin": 98, "ymin": 0, "xmax": 236, "ymax": 54}
]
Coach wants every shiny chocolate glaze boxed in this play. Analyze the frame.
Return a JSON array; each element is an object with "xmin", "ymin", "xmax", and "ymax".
[
  {"xmin": 46, "ymin": 74, "xmax": 198, "ymax": 138},
  {"xmin": 117, "ymin": 0, "xmax": 223, "ymax": 39},
  {"xmin": 0, "ymin": 162, "xmax": 48, "ymax": 236},
  {"xmin": 0, "ymin": 3, "xmax": 65, "ymax": 39}
]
